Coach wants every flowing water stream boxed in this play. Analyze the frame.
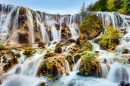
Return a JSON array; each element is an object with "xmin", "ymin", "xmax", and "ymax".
[{"xmin": 1, "ymin": 4, "xmax": 130, "ymax": 86}]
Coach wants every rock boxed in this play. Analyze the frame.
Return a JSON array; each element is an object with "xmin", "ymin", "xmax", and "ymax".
[
  {"xmin": 73, "ymin": 54, "xmax": 81, "ymax": 63},
  {"xmin": 77, "ymin": 52, "xmax": 101, "ymax": 77},
  {"xmin": 37, "ymin": 55, "xmax": 65, "ymax": 80},
  {"xmin": 23, "ymin": 47, "xmax": 36, "ymax": 57},
  {"xmin": 66, "ymin": 55, "xmax": 74, "ymax": 71},
  {"xmin": 17, "ymin": 32, "xmax": 29, "ymax": 43},
  {"xmin": 39, "ymin": 82, "xmax": 46, "ymax": 86},
  {"xmin": 44, "ymin": 51, "xmax": 55, "ymax": 59},
  {"xmin": 61, "ymin": 23, "xmax": 67, "ymax": 27},
  {"xmin": 119, "ymin": 81, "xmax": 130, "ymax": 86},
  {"xmin": 38, "ymin": 42, "xmax": 45, "ymax": 48},
  {"xmin": 66, "ymin": 38, "xmax": 76, "ymax": 44},
  {"xmin": 55, "ymin": 24, "xmax": 60, "ymax": 30},
  {"xmin": 123, "ymin": 48, "xmax": 129, "ymax": 54},
  {"xmin": 80, "ymin": 14, "xmax": 103, "ymax": 39},
  {"xmin": 55, "ymin": 44, "xmax": 62, "ymax": 53},
  {"xmin": 96, "ymin": 26, "xmax": 120, "ymax": 50},
  {"xmin": 15, "ymin": 53, "xmax": 21, "ymax": 58}
]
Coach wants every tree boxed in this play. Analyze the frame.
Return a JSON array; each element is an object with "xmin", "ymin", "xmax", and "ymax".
[{"xmin": 80, "ymin": 2, "xmax": 86, "ymax": 18}]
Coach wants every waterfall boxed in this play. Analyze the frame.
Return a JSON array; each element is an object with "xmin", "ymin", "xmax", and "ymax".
[
  {"xmin": 101, "ymin": 63, "xmax": 109, "ymax": 78},
  {"xmin": 65, "ymin": 60, "xmax": 70, "ymax": 72},
  {"xmin": 107, "ymin": 62, "xmax": 129, "ymax": 82},
  {"xmin": 73, "ymin": 59, "xmax": 81, "ymax": 72},
  {"xmin": 26, "ymin": 9, "xmax": 34, "ymax": 44}
]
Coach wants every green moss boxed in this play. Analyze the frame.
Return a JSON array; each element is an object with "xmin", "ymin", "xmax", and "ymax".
[
  {"xmin": 97, "ymin": 26, "xmax": 120, "ymax": 50},
  {"xmin": 23, "ymin": 47, "xmax": 35, "ymax": 56},
  {"xmin": 66, "ymin": 55, "xmax": 73, "ymax": 65},
  {"xmin": 81, "ymin": 41, "xmax": 92, "ymax": 51},
  {"xmin": 78, "ymin": 51, "xmax": 101, "ymax": 77},
  {"xmin": 55, "ymin": 44, "xmax": 62, "ymax": 53},
  {"xmin": 39, "ymin": 82, "xmax": 46, "ymax": 86},
  {"xmin": 80, "ymin": 14, "xmax": 103, "ymax": 39},
  {"xmin": 44, "ymin": 51, "xmax": 55, "ymax": 59},
  {"xmin": 0, "ymin": 45, "xmax": 6, "ymax": 50}
]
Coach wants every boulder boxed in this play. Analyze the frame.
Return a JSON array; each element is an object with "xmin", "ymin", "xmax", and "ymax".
[{"xmin": 80, "ymin": 14, "xmax": 103, "ymax": 39}]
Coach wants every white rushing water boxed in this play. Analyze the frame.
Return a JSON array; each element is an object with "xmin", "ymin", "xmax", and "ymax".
[{"xmin": 1, "ymin": 4, "xmax": 130, "ymax": 86}]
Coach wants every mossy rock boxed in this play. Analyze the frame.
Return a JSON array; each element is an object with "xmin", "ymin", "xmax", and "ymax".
[
  {"xmin": 78, "ymin": 51, "xmax": 101, "ymax": 77},
  {"xmin": 0, "ymin": 45, "xmax": 6, "ymax": 50},
  {"xmin": 38, "ymin": 42, "xmax": 45, "ymax": 48},
  {"xmin": 66, "ymin": 55, "xmax": 74, "ymax": 71},
  {"xmin": 44, "ymin": 51, "xmax": 55, "ymax": 59},
  {"xmin": 39, "ymin": 82, "xmax": 46, "ymax": 86},
  {"xmin": 38, "ymin": 58, "xmax": 63, "ymax": 80},
  {"xmin": 80, "ymin": 14, "xmax": 103, "ymax": 39},
  {"xmin": 23, "ymin": 47, "xmax": 36, "ymax": 57},
  {"xmin": 55, "ymin": 44, "xmax": 62, "ymax": 53},
  {"xmin": 96, "ymin": 26, "xmax": 120, "ymax": 50}
]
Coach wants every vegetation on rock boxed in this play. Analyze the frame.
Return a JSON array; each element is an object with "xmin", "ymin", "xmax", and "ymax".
[
  {"xmin": 96, "ymin": 26, "xmax": 120, "ymax": 50},
  {"xmin": 84, "ymin": 0, "xmax": 130, "ymax": 14},
  {"xmin": 23, "ymin": 47, "xmax": 36, "ymax": 57},
  {"xmin": 79, "ymin": 14, "xmax": 103, "ymax": 39},
  {"xmin": 77, "ymin": 51, "xmax": 101, "ymax": 77}
]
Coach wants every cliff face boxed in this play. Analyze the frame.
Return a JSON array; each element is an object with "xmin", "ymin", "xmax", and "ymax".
[{"xmin": 0, "ymin": 4, "xmax": 81, "ymax": 47}]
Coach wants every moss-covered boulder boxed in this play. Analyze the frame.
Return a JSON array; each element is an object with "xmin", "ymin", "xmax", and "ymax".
[
  {"xmin": 77, "ymin": 51, "xmax": 101, "ymax": 77},
  {"xmin": 80, "ymin": 14, "xmax": 103, "ymax": 39},
  {"xmin": 23, "ymin": 47, "xmax": 36, "ymax": 57},
  {"xmin": 38, "ymin": 55, "xmax": 65, "ymax": 80},
  {"xmin": 0, "ymin": 45, "xmax": 6, "ymax": 50},
  {"xmin": 44, "ymin": 51, "xmax": 55, "ymax": 59},
  {"xmin": 38, "ymin": 42, "xmax": 45, "ymax": 48},
  {"xmin": 96, "ymin": 26, "xmax": 120, "ymax": 50},
  {"xmin": 0, "ymin": 50, "xmax": 18, "ymax": 72},
  {"xmin": 55, "ymin": 44, "xmax": 62, "ymax": 53}
]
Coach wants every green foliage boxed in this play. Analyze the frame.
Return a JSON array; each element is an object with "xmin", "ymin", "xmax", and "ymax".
[
  {"xmin": 0, "ymin": 45, "xmax": 6, "ymax": 50},
  {"xmin": 23, "ymin": 47, "xmax": 35, "ymax": 56},
  {"xmin": 107, "ymin": 0, "xmax": 114, "ymax": 11},
  {"xmin": 87, "ymin": 0, "xmax": 108, "ymax": 11},
  {"xmin": 39, "ymin": 82, "xmax": 46, "ymax": 86},
  {"xmin": 44, "ymin": 51, "xmax": 55, "ymax": 59},
  {"xmin": 81, "ymin": 41, "xmax": 92, "ymax": 51},
  {"xmin": 77, "ymin": 51, "xmax": 101, "ymax": 77},
  {"xmin": 86, "ymin": 0, "xmax": 130, "ymax": 14},
  {"xmin": 97, "ymin": 26, "xmax": 120, "ymax": 50},
  {"xmin": 80, "ymin": 14, "xmax": 103, "ymax": 39}
]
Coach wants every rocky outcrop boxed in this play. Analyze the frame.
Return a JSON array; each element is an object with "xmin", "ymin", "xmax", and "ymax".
[
  {"xmin": 77, "ymin": 52, "xmax": 102, "ymax": 77},
  {"xmin": 37, "ymin": 54, "xmax": 66, "ymax": 80},
  {"xmin": 79, "ymin": 14, "xmax": 103, "ymax": 39},
  {"xmin": 95, "ymin": 26, "xmax": 120, "ymax": 50}
]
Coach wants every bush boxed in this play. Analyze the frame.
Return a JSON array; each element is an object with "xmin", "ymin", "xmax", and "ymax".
[
  {"xmin": 97, "ymin": 26, "xmax": 120, "ymax": 50},
  {"xmin": 79, "ymin": 14, "xmax": 103, "ymax": 39}
]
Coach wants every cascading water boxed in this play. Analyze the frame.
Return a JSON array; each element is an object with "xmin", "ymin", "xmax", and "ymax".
[
  {"xmin": 0, "ymin": 4, "xmax": 81, "ymax": 46},
  {"xmin": 1, "ymin": 3, "xmax": 130, "ymax": 86}
]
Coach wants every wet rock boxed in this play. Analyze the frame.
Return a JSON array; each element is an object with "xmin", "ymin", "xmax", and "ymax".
[
  {"xmin": 18, "ymin": 32, "xmax": 29, "ymax": 43},
  {"xmin": 38, "ymin": 42, "xmax": 45, "ymax": 48},
  {"xmin": 39, "ymin": 82, "xmax": 46, "ymax": 86},
  {"xmin": 23, "ymin": 47, "xmax": 36, "ymax": 57},
  {"xmin": 96, "ymin": 26, "xmax": 120, "ymax": 50},
  {"xmin": 77, "ymin": 52, "xmax": 101, "ymax": 77},
  {"xmin": 119, "ymin": 81, "xmax": 130, "ymax": 86},
  {"xmin": 37, "ymin": 55, "xmax": 64, "ymax": 80},
  {"xmin": 55, "ymin": 24, "xmax": 60, "ymax": 30},
  {"xmin": 55, "ymin": 44, "xmax": 62, "ymax": 53},
  {"xmin": 66, "ymin": 55, "xmax": 74, "ymax": 71},
  {"xmin": 44, "ymin": 51, "xmax": 55, "ymax": 59},
  {"xmin": 80, "ymin": 14, "xmax": 103, "ymax": 39},
  {"xmin": 123, "ymin": 49, "xmax": 129, "ymax": 54},
  {"xmin": 73, "ymin": 54, "xmax": 81, "ymax": 63}
]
